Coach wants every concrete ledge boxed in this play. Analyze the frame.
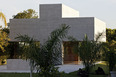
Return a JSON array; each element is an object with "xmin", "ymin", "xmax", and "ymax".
[{"xmin": 7, "ymin": 59, "xmax": 30, "ymax": 70}]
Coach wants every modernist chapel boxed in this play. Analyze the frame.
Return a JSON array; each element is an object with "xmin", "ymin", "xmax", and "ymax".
[{"xmin": 9, "ymin": 4, "xmax": 106, "ymax": 66}]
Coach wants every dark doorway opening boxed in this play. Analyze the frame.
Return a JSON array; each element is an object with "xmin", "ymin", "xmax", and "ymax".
[{"xmin": 63, "ymin": 41, "xmax": 80, "ymax": 64}]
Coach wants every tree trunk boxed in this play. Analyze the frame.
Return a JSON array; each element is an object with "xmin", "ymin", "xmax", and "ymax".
[{"xmin": 30, "ymin": 60, "xmax": 33, "ymax": 77}]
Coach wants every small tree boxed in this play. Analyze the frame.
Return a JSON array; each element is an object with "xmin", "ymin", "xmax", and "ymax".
[
  {"xmin": 104, "ymin": 28, "xmax": 116, "ymax": 71},
  {"xmin": 16, "ymin": 34, "xmax": 41, "ymax": 77},
  {"xmin": 73, "ymin": 34, "xmax": 103, "ymax": 73},
  {"xmin": 13, "ymin": 9, "xmax": 38, "ymax": 19},
  {"xmin": 16, "ymin": 24, "xmax": 70, "ymax": 77},
  {"xmin": 103, "ymin": 40, "xmax": 116, "ymax": 71},
  {"xmin": 0, "ymin": 12, "xmax": 9, "ymax": 64},
  {"xmin": 0, "ymin": 12, "xmax": 10, "ymax": 53}
]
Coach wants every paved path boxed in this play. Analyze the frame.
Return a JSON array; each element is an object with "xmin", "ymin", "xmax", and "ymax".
[
  {"xmin": 56, "ymin": 64, "xmax": 84, "ymax": 73},
  {"xmin": 0, "ymin": 65, "xmax": 7, "ymax": 70},
  {"xmin": 0, "ymin": 64, "xmax": 84, "ymax": 73}
]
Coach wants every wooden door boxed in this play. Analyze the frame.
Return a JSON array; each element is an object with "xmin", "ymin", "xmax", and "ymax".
[{"xmin": 63, "ymin": 41, "xmax": 78, "ymax": 64}]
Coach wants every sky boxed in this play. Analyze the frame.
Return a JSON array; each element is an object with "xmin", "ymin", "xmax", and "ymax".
[{"xmin": 0, "ymin": 0, "xmax": 116, "ymax": 29}]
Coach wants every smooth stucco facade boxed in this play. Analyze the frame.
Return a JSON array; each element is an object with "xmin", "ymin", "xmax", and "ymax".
[
  {"xmin": 10, "ymin": 4, "xmax": 106, "ymax": 42},
  {"xmin": 9, "ymin": 4, "xmax": 106, "ymax": 66}
]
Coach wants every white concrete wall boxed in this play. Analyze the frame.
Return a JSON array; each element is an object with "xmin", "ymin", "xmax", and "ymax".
[
  {"xmin": 94, "ymin": 18, "xmax": 106, "ymax": 42},
  {"xmin": 10, "ymin": 17, "xmax": 94, "ymax": 42},
  {"xmin": 40, "ymin": 4, "xmax": 62, "ymax": 20},
  {"xmin": 62, "ymin": 4, "xmax": 79, "ymax": 18},
  {"xmin": 62, "ymin": 17, "xmax": 94, "ymax": 41},
  {"xmin": 10, "ymin": 4, "xmax": 102, "ymax": 42},
  {"xmin": 40, "ymin": 4, "xmax": 79, "ymax": 19},
  {"xmin": 7, "ymin": 59, "xmax": 30, "ymax": 70},
  {"xmin": 9, "ymin": 19, "xmax": 41, "ymax": 42}
]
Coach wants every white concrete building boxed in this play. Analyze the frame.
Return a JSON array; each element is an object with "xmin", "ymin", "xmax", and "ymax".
[
  {"xmin": 9, "ymin": 4, "xmax": 106, "ymax": 69},
  {"xmin": 10, "ymin": 4, "xmax": 106, "ymax": 42}
]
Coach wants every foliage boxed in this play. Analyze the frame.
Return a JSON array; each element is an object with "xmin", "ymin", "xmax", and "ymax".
[
  {"xmin": 103, "ymin": 40, "xmax": 116, "ymax": 71},
  {"xmin": 0, "ymin": 12, "xmax": 7, "ymax": 27},
  {"xmin": 73, "ymin": 34, "xmax": 103, "ymax": 73},
  {"xmin": 13, "ymin": 9, "xmax": 38, "ymax": 19},
  {"xmin": 0, "ymin": 30, "xmax": 10, "ymax": 53},
  {"xmin": 0, "ymin": 12, "xmax": 9, "ymax": 52},
  {"xmin": 106, "ymin": 28, "xmax": 116, "ymax": 42},
  {"xmin": 0, "ymin": 12, "xmax": 9, "ymax": 62},
  {"xmin": 63, "ymin": 64, "xmax": 108, "ymax": 77},
  {"xmin": 0, "ymin": 30, "xmax": 10, "ymax": 65},
  {"xmin": 1, "ymin": 28, "xmax": 10, "ymax": 34},
  {"xmin": 2, "ymin": 28, "xmax": 29, "ymax": 59},
  {"xmin": 15, "ymin": 35, "xmax": 38, "ymax": 59},
  {"xmin": 0, "ymin": 30, "xmax": 10, "ymax": 64},
  {"xmin": 106, "ymin": 51, "xmax": 116, "ymax": 71},
  {"xmin": 15, "ymin": 24, "xmax": 70, "ymax": 77},
  {"xmin": 16, "ymin": 35, "xmax": 40, "ymax": 77},
  {"xmin": 6, "ymin": 42, "xmax": 20, "ymax": 59},
  {"xmin": 103, "ymin": 28, "xmax": 116, "ymax": 71},
  {"xmin": 38, "ymin": 66, "xmax": 61, "ymax": 77}
]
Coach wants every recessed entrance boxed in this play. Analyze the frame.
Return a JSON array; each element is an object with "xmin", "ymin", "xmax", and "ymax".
[{"xmin": 63, "ymin": 41, "xmax": 79, "ymax": 64}]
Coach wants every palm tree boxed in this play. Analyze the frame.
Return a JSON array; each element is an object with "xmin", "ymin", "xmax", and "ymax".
[
  {"xmin": 0, "ymin": 12, "xmax": 9, "ymax": 52},
  {"xmin": 16, "ymin": 35, "xmax": 38, "ymax": 77},
  {"xmin": 71, "ymin": 33, "xmax": 104, "ymax": 74},
  {"xmin": 15, "ymin": 24, "xmax": 70, "ymax": 77},
  {"xmin": 0, "ymin": 12, "xmax": 7, "ymax": 27}
]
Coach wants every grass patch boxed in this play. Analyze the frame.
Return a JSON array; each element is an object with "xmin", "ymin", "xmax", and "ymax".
[
  {"xmin": 62, "ymin": 63, "xmax": 109, "ymax": 77},
  {"xmin": 0, "ymin": 73, "xmax": 107, "ymax": 77},
  {"xmin": 0, "ymin": 73, "xmax": 38, "ymax": 77},
  {"xmin": 0, "ymin": 64, "xmax": 109, "ymax": 77},
  {"xmin": 90, "ymin": 64, "xmax": 109, "ymax": 74},
  {"xmin": 98, "ymin": 61, "xmax": 107, "ymax": 65}
]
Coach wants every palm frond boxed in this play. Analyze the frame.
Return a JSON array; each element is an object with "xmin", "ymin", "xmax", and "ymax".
[
  {"xmin": 42, "ymin": 24, "xmax": 70, "ymax": 64},
  {"xmin": 0, "ymin": 12, "xmax": 7, "ymax": 27}
]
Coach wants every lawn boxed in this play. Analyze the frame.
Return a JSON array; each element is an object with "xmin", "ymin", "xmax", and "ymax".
[
  {"xmin": 63, "ymin": 63, "xmax": 109, "ymax": 77},
  {"xmin": 0, "ymin": 73, "xmax": 107, "ymax": 77},
  {"xmin": 0, "ymin": 73, "xmax": 39, "ymax": 77},
  {"xmin": 0, "ymin": 63, "xmax": 109, "ymax": 77}
]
